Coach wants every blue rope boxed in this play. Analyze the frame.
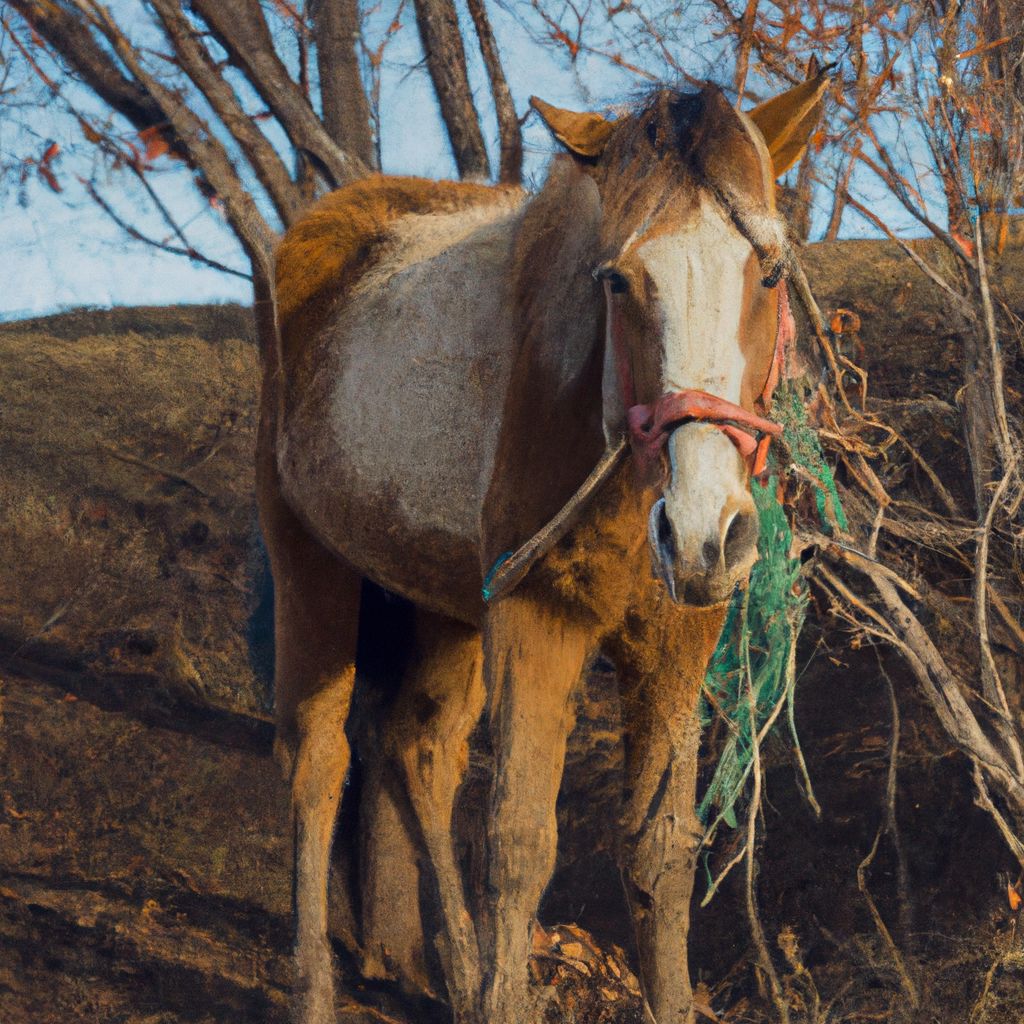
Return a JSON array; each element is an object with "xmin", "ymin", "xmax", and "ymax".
[{"xmin": 482, "ymin": 551, "xmax": 514, "ymax": 601}]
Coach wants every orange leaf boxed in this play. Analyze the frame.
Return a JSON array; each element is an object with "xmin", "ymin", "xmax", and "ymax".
[
  {"xmin": 37, "ymin": 164, "xmax": 61, "ymax": 193},
  {"xmin": 139, "ymin": 125, "xmax": 170, "ymax": 162},
  {"xmin": 830, "ymin": 308, "xmax": 861, "ymax": 334},
  {"xmin": 40, "ymin": 141, "xmax": 60, "ymax": 165},
  {"xmin": 551, "ymin": 28, "xmax": 580, "ymax": 58},
  {"xmin": 996, "ymin": 215, "xmax": 1009, "ymax": 256},
  {"xmin": 78, "ymin": 118, "xmax": 103, "ymax": 144},
  {"xmin": 1008, "ymin": 881, "xmax": 1021, "ymax": 911},
  {"xmin": 951, "ymin": 232, "xmax": 975, "ymax": 258}
]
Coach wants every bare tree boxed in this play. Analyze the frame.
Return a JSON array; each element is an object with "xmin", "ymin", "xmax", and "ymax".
[
  {"xmin": 2, "ymin": 0, "xmax": 524, "ymax": 353},
  {"xmin": 790, "ymin": 0, "xmax": 1024, "ymax": 870}
]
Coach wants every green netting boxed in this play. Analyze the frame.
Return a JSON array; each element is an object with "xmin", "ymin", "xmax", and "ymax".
[
  {"xmin": 697, "ymin": 382, "xmax": 844, "ymax": 839},
  {"xmin": 773, "ymin": 384, "xmax": 848, "ymax": 533}
]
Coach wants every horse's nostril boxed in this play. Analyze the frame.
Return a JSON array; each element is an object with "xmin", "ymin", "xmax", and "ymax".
[
  {"xmin": 702, "ymin": 538, "xmax": 720, "ymax": 568},
  {"xmin": 657, "ymin": 501, "xmax": 673, "ymax": 554},
  {"xmin": 723, "ymin": 509, "xmax": 759, "ymax": 571}
]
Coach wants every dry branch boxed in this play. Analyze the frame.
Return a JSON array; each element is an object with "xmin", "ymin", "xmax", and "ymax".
[
  {"xmin": 466, "ymin": 0, "xmax": 522, "ymax": 183},
  {"xmin": 413, "ymin": 0, "xmax": 490, "ymax": 179},
  {"xmin": 313, "ymin": 0, "xmax": 376, "ymax": 168}
]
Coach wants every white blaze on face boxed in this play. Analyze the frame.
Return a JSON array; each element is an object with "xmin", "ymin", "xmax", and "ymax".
[
  {"xmin": 637, "ymin": 195, "xmax": 750, "ymax": 404},
  {"xmin": 637, "ymin": 196, "xmax": 759, "ymax": 586}
]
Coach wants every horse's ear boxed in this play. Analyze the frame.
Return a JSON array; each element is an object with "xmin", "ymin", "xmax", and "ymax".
[
  {"xmin": 748, "ymin": 60, "xmax": 835, "ymax": 178},
  {"xmin": 530, "ymin": 96, "xmax": 613, "ymax": 159}
]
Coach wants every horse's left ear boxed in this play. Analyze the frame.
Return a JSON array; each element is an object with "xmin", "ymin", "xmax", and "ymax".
[
  {"xmin": 530, "ymin": 96, "xmax": 614, "ymax": 158},
  {"xmin": 748, "ymin": 59, "xmax": 835, "ymax": 178}
]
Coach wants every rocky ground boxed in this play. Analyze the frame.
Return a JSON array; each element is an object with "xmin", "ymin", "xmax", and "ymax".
[{"xmin": 2, "ymin": 234, "xmax": 1024, "ymax": 1022}]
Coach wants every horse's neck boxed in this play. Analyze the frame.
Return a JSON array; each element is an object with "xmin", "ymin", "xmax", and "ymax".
[{"xmin": 481, "ymin": 170, "xmax": 608, "ymax": 566}]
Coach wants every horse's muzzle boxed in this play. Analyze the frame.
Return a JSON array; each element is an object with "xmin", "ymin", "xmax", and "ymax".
[{"xmin": 647, "ymin": 494, "xmax": 759, "ymax": 607}]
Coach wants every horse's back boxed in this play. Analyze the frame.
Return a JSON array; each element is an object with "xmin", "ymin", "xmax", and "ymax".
[{"xmin": 275, "ymin": 177, "xmax": 526, "ymax": 623}]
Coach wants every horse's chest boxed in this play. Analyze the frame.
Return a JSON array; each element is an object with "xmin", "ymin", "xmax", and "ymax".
[{"xmin": 536, "ymin": 477, "xmax": 656, "ymax": 626}]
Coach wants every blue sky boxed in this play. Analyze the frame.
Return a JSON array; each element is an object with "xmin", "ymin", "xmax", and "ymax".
[{"xmin": 0, "ymin": 0, "xmax": 927, "ymax": 320}]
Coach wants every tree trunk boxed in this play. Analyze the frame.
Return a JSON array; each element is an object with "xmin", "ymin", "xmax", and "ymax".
[
  {"xmin": 314, "ymin": 0, "xmax": 377, "ymax": 170},
  {"xmin": 465, "ymin": 0, "xmax": 521, "ymax": 184},
  {"xmin": 412, "ymin": 0, "xmax": 490, "ymax": 180},
  {"xmin": 191, "ymin": 0, "xmax": 367, "ymax": 188}
]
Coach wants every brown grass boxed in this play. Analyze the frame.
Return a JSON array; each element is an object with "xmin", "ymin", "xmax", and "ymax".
[{"xmin": 0, "ymin": 305, "xmax": 264, "ymax": 715}]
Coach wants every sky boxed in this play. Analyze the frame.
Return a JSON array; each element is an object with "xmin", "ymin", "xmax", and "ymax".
[{"xmin": 0, "ymin": 1, "xmax": 925, "ymax": 321}]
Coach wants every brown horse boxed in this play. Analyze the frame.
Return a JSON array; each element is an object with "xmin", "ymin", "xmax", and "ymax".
[{"xmin": 259, "ymin": 73, "xmax": 830, "ymax": 1024}]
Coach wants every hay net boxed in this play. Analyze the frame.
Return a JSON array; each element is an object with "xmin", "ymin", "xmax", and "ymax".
[{"xmin": 697, "ymin": 381, "xmax": 844, "ymax": 839}]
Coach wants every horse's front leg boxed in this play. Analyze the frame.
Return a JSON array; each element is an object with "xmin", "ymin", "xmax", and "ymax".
[
  {"xmin": 607, "ymin": 599, "xmax": 728, "ymax": 1024},
  {"xmin": 481, "ymin": 591, "xmax": 594, "ymax": 1024}
]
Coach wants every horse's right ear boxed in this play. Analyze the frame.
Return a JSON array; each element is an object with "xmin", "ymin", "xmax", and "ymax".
[{"xmin": 530, "ymin": 97, "xmax": 613, "ymax": 159}]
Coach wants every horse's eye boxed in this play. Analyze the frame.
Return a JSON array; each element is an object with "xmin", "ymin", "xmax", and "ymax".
[{"xmin": 595, "ymin": 265, "xmax": 629, "ymax": 294}]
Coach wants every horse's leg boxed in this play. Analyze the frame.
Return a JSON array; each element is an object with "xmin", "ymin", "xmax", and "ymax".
[
  {"xmin": 369, "ymin": 609, "xmax": 486, "ymax": 1021},
  {"xmin": 264, "ymin": 495, "xmax": 361, "ymax": 1024},
  {"xmin": 606, "ymin": 598, "xmax": 728, "ymax": 1024},
  {"xmin": 481, "ymin": 593, "xmax": 593, "ymax": 1024},
  {"xmin": 359, "ymin": 746, "xmax": 432, "ymax": 993}
]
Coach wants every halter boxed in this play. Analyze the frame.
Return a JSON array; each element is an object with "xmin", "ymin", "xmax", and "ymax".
[
  {"xmin": 481, "ymin": 274, "xmax": 795, "ymax": 603},
  {"xmin": 604, "ymin": 275, "xmax": 793, "ymax": 480}
]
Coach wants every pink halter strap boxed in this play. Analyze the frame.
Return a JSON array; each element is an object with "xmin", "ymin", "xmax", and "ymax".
[{"xmin": 604, "ymin": 277, "xmax": 793, "ymax": 480}]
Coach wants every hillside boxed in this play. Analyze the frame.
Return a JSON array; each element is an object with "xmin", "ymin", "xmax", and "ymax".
[{"xmin": 1, "ymin": 237, "xmax": 1023, "ymax": 1023}]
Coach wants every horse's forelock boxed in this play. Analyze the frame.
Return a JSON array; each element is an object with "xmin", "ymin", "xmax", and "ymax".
[{"xmin": 597, "ymin": 84, "xmax": 790, "ymax": 280}]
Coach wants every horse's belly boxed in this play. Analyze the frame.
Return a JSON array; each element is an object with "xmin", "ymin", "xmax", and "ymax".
[{"xmin": 278, "ymin": 215, "xmax": 517, "ymax": 622}]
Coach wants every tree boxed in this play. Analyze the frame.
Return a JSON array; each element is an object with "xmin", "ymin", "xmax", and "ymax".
[{"xmin": 1, "ymin": 0, "xmax": 523, "ymax": 353}]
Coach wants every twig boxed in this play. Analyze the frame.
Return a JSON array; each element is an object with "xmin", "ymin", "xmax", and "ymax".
[
  {"xmin": 808, "ymin": 532, "xmax": 923, "ymax": 602},
  {"xmin": 740, "ymin": 594, "xmax": 790, "ymax": 1024},
  {"xmin": 81, "ymin": 178, "xmax": 251, "ymax": 280},
  {"xmin": 877, "ymin": 656, "xmax": 913, "ymax": 939},
  {"xmin": 987, "ymin": 585, "xmax": 1024, "ymax": 656},
  {"xmin": 974, "ymin": 461, "xmax": 1024, "ymax": 777},
  {"xmin": 856, "ymin": 827, "xmax": 920, "ymax": 1008},
  {"xmin": 975, "ymin": 215, "xmax": 1018, "ymax": 478},
  {"xmin": 968, "ymin": 946, "xmax": 1024, "ymax": 1023},
  {"xmin": 700, "ymin": 842, "xmax": 748, "ymax": 908},
  {"xmin": 784, "ymin": 616, "xmax": 821, "ymax": 819},
  {"xmin": 844, "ymin": 191, "xmax": 973, "ymax": 319},
  {"xmin": 789, "ymin": 259, "xmax": 856, "ymax": 416},
  {"xmin": 99, "ymin": 443, "xmax": 212, "ymax": 498},
  {"xmin": 888, "ymin": 425, "xmax": 962, "ymax": 518},
  {"xmin": 973, "ymin": 763, "xmax": 1024, "ymax": 871}
]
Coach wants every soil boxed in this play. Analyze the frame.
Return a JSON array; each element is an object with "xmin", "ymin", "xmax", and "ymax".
[{"xmin": 2, "ymin": 235, "xmax": 1024, "ymax": 1023}]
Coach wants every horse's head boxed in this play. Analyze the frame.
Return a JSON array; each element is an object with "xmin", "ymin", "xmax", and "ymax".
[{"xmin": 531, "ymin": 71, "xmax": 829, "ymax": 606}]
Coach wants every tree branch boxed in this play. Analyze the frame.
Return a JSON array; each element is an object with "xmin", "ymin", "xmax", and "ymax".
[
  {"xmin": 412, "ymin": 0, "xmax": 490, "ymax": 179},
  {"xmin": 149, "ymin": 0, "xmax": 302, "ymax": 227},
  {"xmin": 190, "ymin": 0, "xmax": 367, "ymax": 188},
  {"xmin": 465, "ymin": 0, "xmax": 521, "ymax": 183},
  {"xmin": 81, "ymin": 176, "xmax": 251, "ymax": 279},
  {"xmin": 312, "ymin": 0, "xmax": 376, "ymax": 169},
  {"xmin": 70, "ymin": 0, "xmax": 275, "ymax": 275},
  {"xmin": 7, "ymin": 0, "xmax": 167, "ymax": 133}
]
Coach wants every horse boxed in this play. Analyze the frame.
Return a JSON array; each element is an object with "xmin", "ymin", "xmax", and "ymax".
[{"xmin": 258, "ymin": 71, "xmax": 830, "ymax": 1024}]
